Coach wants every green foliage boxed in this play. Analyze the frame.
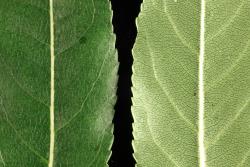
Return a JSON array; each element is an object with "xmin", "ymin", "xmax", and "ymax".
[
  {"xmin": 0, "ymin": 0, "xmax": 117, "ymax": 166},
  {"xmin": 132, "ymin": 0, "xmax": 250, "ymax": 166}
]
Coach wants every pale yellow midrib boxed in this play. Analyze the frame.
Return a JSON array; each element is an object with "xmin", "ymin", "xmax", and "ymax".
[
  {"xmin": 198, "ymin": 0, "xmax": 206, "ymax": 167},
  {"xmin": 48, "ymin": 0, "xmax": 55, "ymax": 166}
]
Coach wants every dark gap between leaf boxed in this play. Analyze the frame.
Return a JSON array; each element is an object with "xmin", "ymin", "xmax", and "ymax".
[{"xmin": 109, "ymin": 0, "xmax": 142, "ymax": 167}]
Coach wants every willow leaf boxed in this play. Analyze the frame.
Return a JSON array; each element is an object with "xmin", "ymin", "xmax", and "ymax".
[
  {"xmin": 0, "ymin": 0, "xmax": 117, "ymax": 166},
  {"xmin": 132, "ymin": 0, "xmax": 250, "ymax": 166}
]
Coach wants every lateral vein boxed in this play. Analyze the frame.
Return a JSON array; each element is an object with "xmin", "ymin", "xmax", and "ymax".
[{"xmin": 48, "ymin": 0, "xmax": 55, "ymax": 166}]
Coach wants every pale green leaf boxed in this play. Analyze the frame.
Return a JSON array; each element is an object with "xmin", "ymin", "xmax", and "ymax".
[
  {"xmin": 132, "ymin": 0, "xmax": 250, "ymax": 166},
  {"xmin": 0, "ymin": 0, "xmax": 117, "ymax": 166}
]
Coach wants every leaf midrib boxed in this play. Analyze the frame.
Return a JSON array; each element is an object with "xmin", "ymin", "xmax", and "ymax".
[{"xmin": 48, "ymin": 0, "xmax": 55, "ymax": 166}]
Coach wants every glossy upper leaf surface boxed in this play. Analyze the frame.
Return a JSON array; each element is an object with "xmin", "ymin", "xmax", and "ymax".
[
  {"xmin": 132, "ymin": 0, "xmax": 250, "ymax": 166},
  {"xmin": 0, "ymin": 0, "xmax": 117, "ymax": 166}
]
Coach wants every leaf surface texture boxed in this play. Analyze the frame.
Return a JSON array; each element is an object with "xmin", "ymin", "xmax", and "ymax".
[
  {"xmin": 132, "ymin": 0, "xmax": 250, "ymax": 166},
  {"xmin": 0, "ymin": 0, "xmax": 117, "ymax": 166}
]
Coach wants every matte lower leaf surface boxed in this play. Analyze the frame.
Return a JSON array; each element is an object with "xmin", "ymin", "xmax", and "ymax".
[
  {"xmin": 132, "ymin": 0, "xmax": 250, "ymax": 167},
  {"xmin": 0, "ymin": 0, "xmax": 117, "ymax": 166}
]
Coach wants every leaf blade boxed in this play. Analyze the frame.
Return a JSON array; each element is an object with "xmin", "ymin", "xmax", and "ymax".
[
  {"xmin": 132, "ymin": 0, "xmax": 200, "ymax": 166},
  {"xmin": 0, "ymin": 0, "xmax": 117, "ymax": 166},
  {"xmin": 133, "ymin": 0, "xmax": 250, "ymax": 166}
]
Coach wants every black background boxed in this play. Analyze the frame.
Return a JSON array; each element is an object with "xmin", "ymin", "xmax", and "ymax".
[{"xmin": 109, "ymin": 0, "xmax": 142, "ymax": 167}]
